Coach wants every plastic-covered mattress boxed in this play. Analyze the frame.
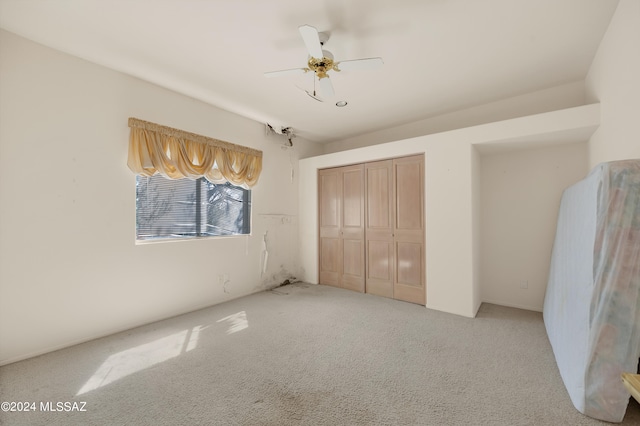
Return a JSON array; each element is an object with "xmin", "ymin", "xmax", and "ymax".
[{"xmin": 543, "ymin": 159, "xmax": 640, "ymax": 422}]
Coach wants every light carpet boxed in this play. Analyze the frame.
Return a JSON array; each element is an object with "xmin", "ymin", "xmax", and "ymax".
[{"xmin": 1, "ymin": 283, "xmax": 638, "ymax": 425}]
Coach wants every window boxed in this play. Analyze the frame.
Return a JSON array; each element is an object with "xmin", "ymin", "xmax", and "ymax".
[{"xmin": 136, "ymin": 174, "xmax": 251, "ymax": 241}]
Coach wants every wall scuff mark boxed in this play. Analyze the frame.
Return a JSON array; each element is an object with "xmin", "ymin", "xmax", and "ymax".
[{"xmin": 255, "ymin": 214, "xmax": 297, "ymax": 291}]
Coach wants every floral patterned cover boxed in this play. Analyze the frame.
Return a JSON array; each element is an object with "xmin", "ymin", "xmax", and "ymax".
[{"xmin": 544, "ymin": 159, "xmax": 640, "ymax": 423}]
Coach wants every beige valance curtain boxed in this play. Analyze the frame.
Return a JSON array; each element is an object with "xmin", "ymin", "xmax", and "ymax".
[{"xmin": 127, "ymin": 117, "xmax": 262, "ymax": 187}]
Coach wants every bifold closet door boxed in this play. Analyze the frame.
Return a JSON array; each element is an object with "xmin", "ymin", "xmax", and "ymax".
[
  {"xmin": 365, "ymin": 155, "xmax": 425, "ymax": 305},
  {"xmin": 318, "ymin": 164, "xmax": 365, "ymax": 292}
]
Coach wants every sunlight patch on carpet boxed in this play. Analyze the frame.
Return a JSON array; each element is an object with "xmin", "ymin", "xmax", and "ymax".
[
  {"xmin": 77, "ymin": 326, "xmax": 203, "ymax": 395},
  {"xmin": 216, "ymin": 311, "xmax": 248, "ymax": 335}
]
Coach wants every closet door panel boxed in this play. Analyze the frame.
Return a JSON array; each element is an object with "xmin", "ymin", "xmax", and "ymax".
[
  {"xmin": 366, "ymin": 240, "xmax": 393, "ymax": 298},
  {"xmin": 342, "ymin": 238, "xmax": 365, "ymax": 292},
  {"xmin": 365, "ymin": 160, "xmax": 394, "ymax": 298},
  {"xmin": 396, "ymin": 242, "xmax": 422, "ymax": 286},
  {"xmin": 320, "ymin": 237, "xmax": 341, "ymax": 285},
  {"xmin": 395, "ymin": 160, "xmax": 423, "ymax": 231},
  {"xmin": 318, "ymin": 168, "xmax": 342, "ymax": 287},
  {"xmin": 367, "ymin": 240, "xmax": 392, "ymax": 280},
  {"xmin": 366, "ymin": 163, "xmax": 392, "ymax": 229},
  {"xmin": 393, "ymin": 155, "xmax": 425, "ymax": 305},
  {"xmin": 319, "ymin": 172, "xmax": 339, "ymax": 228},
  {"xmin": 342, "ymin": 168, "xmax": 364, "ymax": 229},
  {"xmin": 341, "ymin": 164, "xmax": 365, "ymax": 292},
  {"xmin": 343, "ymin": 239, "xmax": 364, "ymax": 276}
]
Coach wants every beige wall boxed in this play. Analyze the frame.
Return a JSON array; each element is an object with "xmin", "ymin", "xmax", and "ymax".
[
  {"xmin": 586, "ymin": 0, "xmax": 640, "ymax": 166},
  {"xmin": 479, "ymin": 143, "xmax": 589, "ymax": 311},
  {"xmin": 0, "ymin": 30, "xmax": 322, "ymax": 365}
]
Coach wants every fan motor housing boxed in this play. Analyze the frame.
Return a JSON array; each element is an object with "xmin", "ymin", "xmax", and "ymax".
[{"xmin": 308, "ymin": 50, "xmax": 336, "ymax": 79}]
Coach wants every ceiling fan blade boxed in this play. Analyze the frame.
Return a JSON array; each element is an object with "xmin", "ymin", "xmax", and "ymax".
[
  {"xmin": 298, "ymin": 24, "xmax": 324, "ymax": 59},
  {"xmin": 336, "ymin": 57, "xmax": 384, "ymax": 71},
  {"xmin": 318, "ymin": 76, "xmax": 335, "ymax": 98},
  {"xmin": 264, "ymin": 68, "xmax": 308, "ymax": 78}
]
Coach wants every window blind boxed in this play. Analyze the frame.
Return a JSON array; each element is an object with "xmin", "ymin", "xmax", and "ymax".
[{"xmin": 136, "ymin": 175, "xmax": 250, "ymax": 240}]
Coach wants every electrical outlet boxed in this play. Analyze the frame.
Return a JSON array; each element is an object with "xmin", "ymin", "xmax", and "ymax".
[{"xmin": 520, "ymin": 280, "xmax": 529, "ymax": 289}]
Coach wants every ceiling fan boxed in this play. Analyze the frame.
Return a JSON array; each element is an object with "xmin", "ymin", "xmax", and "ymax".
[{"xmin": 264, "ymin": 25, "xmax": 383, "ymax": 99}]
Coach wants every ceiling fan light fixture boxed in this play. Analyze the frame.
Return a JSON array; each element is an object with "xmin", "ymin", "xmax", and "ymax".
[
  {"xmin": 336, "ymin": 100, "xmax": 348, "ymax": 107},
  {"xmin": 264, "ymin": 25, "xmax": 383, "ymax": 100},
  {"xmin": 307, "ymin": 54, "xmax": 335, "ymax": 79}
]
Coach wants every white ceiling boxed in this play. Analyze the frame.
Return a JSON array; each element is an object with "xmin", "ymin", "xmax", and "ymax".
[{"xmin": 0, "ymin": 0, "xmax": 619, "ymax": 143}]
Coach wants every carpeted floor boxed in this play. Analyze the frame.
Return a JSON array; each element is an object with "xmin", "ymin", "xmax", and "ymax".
[{"xmin": 1, "ymin": 283, "xmax": 638, "ymax": 425}]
